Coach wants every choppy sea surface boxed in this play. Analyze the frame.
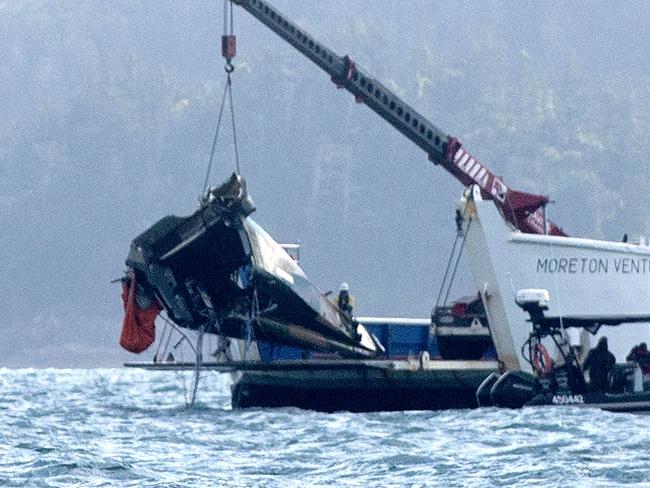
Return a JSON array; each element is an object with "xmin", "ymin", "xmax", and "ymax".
[{"xmin": 1, "ymin": 368, "xmax": 650, "ymax": 487}]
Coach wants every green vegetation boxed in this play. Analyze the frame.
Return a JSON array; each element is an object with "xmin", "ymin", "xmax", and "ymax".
[{"xmin": 2, "ymin": 1, "xmax": 649, "ymax": 365}]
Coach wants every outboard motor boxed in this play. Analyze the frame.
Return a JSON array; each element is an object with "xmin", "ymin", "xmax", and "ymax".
[
  {"xmin": 490, "ymin": 371, "xmax": 537, "ymax": 408},
  {"xmin": 476, "ymin": 372, "xmax": 500, "ymax": 407}
]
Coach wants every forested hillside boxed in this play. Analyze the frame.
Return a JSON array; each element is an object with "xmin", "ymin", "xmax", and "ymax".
[{"xmin": 2, "ymin": 1, "xmax": 649, "ymax": 365}]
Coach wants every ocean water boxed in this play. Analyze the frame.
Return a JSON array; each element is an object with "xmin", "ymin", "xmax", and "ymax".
[{"xmin": 1, "ymin": 368, "xmax": 649, "ymax": 487}]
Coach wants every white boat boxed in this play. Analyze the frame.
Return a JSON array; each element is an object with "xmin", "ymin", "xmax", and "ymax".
[{"xmin": 460, "ymin": 185, "xmax": 650, "ymax": 373}]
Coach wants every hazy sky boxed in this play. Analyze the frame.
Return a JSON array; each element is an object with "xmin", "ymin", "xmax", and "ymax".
[{"xmin": 2, "ymin": 1, "xmax": 649, "ymax": 366}]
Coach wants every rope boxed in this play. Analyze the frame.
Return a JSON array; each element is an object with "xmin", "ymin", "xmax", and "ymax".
[
  {"xmin": 443, "ymin": 217, "xmax": 472, "ymax": 305},
  {"xmin": 159, "ymin": 313, "xmax": 198, "ymax": 355},
  {"xmin": 202, "ymin": 81, "xmax": 231, "ymax": 195},
  {"xmin": 435, "ymin": 233, "xmax": 461, "ymax": 310},
  {"xmin": 222, "ymin": 0, "xmax": 230, "ymax": 35},
  {"xmin": 435, "ymin": 205, "xmax": 471, "ymax": 309},
  {"xmin": 201, "ymin": 0, "xmax": 241, "ymax": 195},
  {"xmin": 227, "ymin": 74, "xmax": 241, "ymax": 174}
]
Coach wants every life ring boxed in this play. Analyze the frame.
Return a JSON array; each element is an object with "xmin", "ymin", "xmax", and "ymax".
[{"xmin": 532, "ymin": 343, "xmax": 553, "ymax": 375}]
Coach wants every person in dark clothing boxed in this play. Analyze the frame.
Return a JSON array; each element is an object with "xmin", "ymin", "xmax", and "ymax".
[
  {"xmin": 626, "ymin": 342, "xmax": 650, "ymax": 375},
  {"xmin": 336, "ymin": 282, "xmax": 355, "ymax": 317},
  {"xmin": 583, "ymin": 337, "xmax": 616, "ymax": 391}
]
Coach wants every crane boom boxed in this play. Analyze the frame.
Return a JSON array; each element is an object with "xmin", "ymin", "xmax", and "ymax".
[{"xmin": 231, "ymin": 0, "xmax": 566, "ymax": 236}]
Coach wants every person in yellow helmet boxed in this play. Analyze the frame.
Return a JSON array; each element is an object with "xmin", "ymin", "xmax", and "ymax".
[{"xmin": 336, "ymin": 282, "xmax": 355, "ymax": 317}]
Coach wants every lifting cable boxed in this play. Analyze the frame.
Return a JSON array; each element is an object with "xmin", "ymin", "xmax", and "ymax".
[
  {"xmin": 434, "ymin": 205, "xmax": 472, "ymax": 309},
  {"xmin": 202, "ymin": 0, "xmax": 241, "ymax": 196},
  {"xmin": 443, "ymin": 217, "xmax": 471, "ymax": 306}
]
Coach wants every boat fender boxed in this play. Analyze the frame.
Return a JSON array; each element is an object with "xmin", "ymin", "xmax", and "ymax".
[{"xmin": 532, "ymin": 343, "xmax": 553, "ymax": 376}]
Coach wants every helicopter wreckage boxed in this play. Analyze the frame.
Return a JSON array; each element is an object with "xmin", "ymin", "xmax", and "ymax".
[{"xmin": 119, "ymin": 173, "xmax": 382, "ymax": 360}]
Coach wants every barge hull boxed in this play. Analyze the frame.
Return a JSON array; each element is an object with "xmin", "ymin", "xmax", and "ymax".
[{"xmin": 231, "ymin": 360, "xmax": 497, "ymax": 412}]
